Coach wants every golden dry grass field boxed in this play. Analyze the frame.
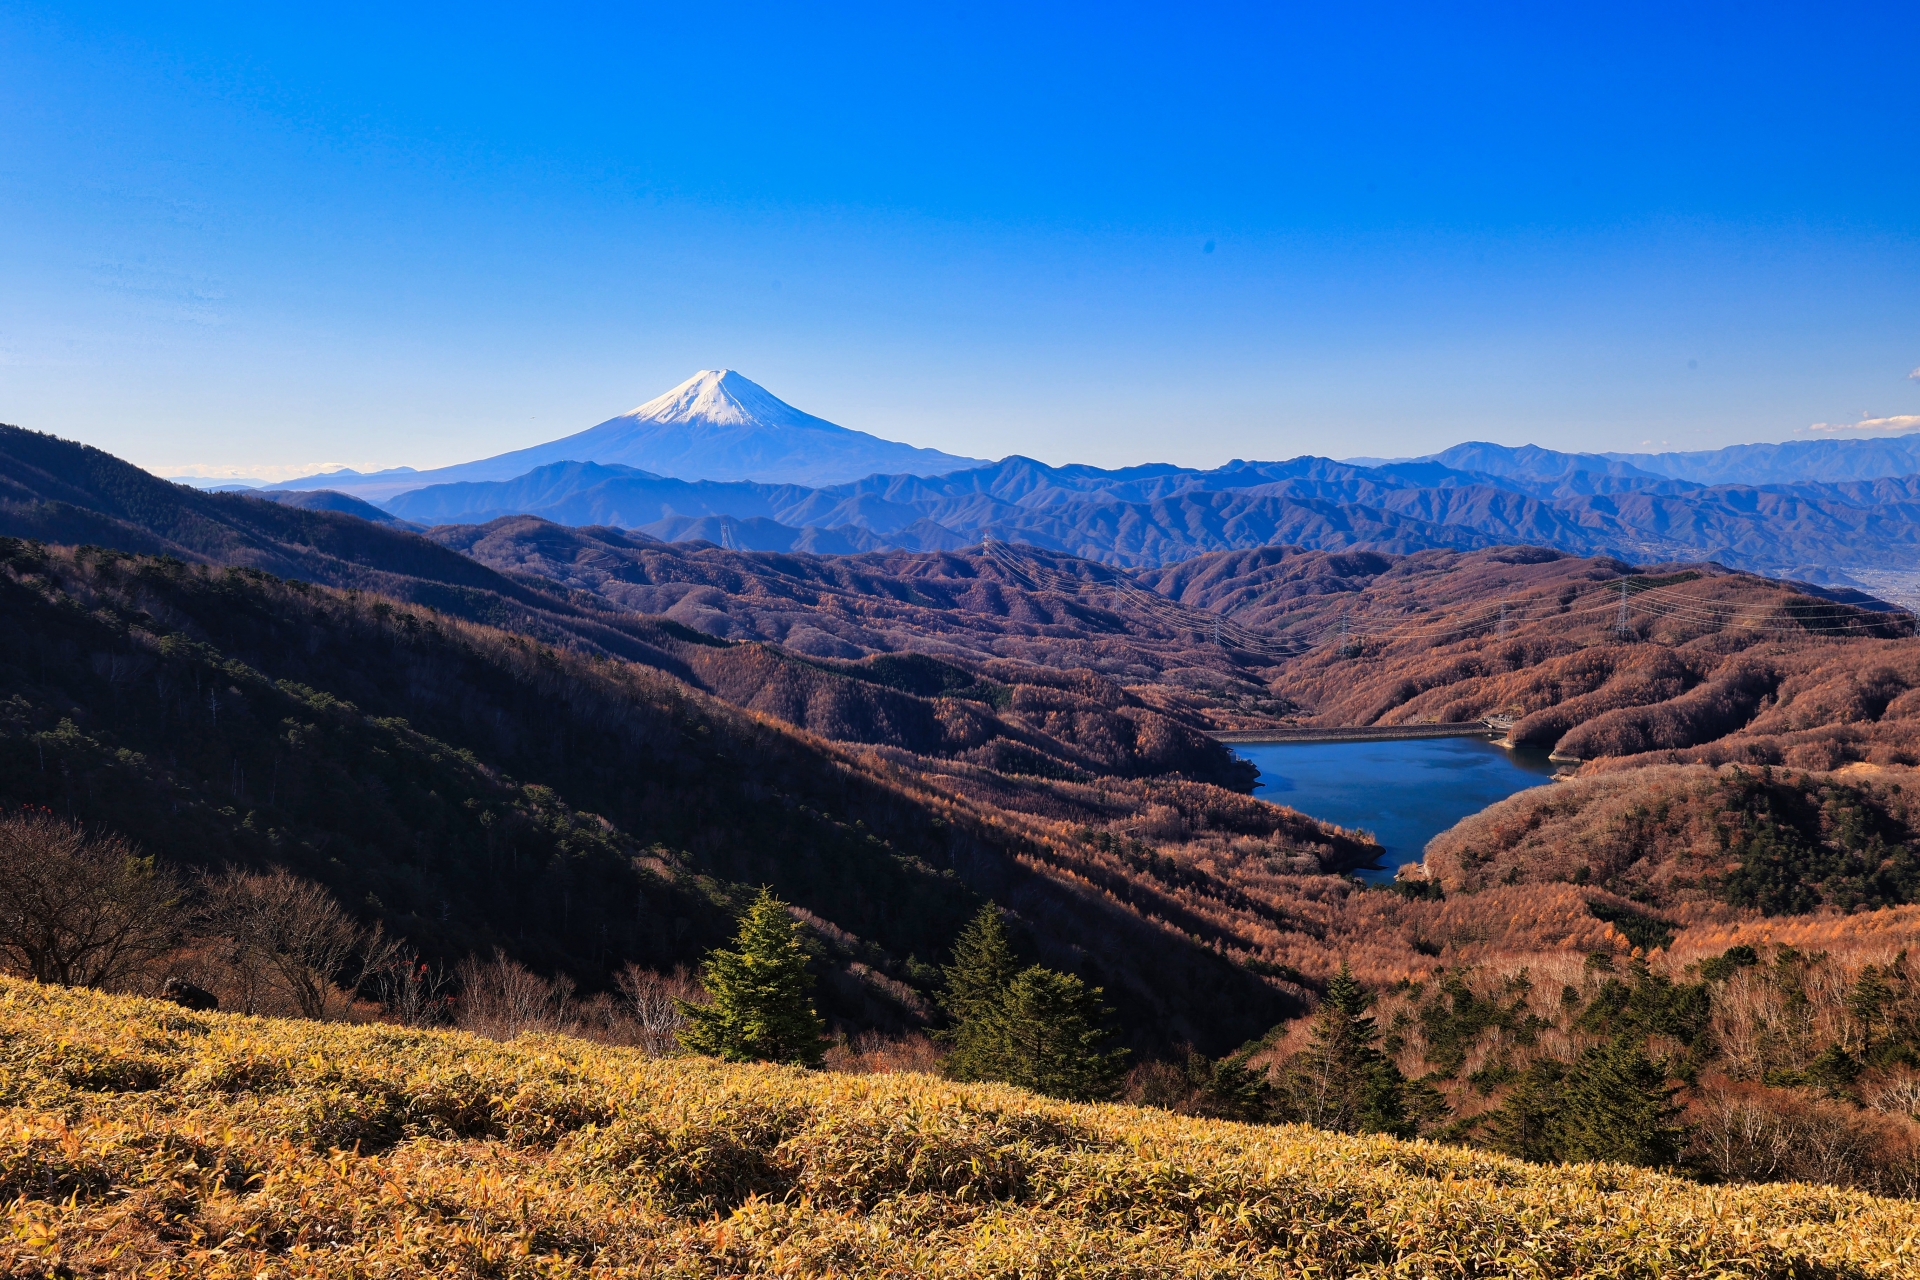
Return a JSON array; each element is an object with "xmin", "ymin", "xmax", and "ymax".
[{"xmin": 3, "ymin": 977, "xmax": 1919, "ymax": 1278}]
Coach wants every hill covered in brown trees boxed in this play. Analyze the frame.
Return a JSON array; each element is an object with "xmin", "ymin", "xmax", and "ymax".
[
  {"xmin": 437, "ymin": 518, "xmax": 1917, "ymax": 767},
  {"xmin": 1208, "ymin": 551, "xmax": 1916, "ymax": 769},
  {"xmin": 1417, "ymin": 762, "xmax": 1920, "ymax": 913},
  {"xmin": 16, "ymin": 423, "xmax": 1920, "ymax": 1076},
  {"xmin": 0, "ymin": 426, "xmax": 1260, "ymax": 787},
  {"xmin": 0, "ymin": 538, "xmax": 1391, "ymax": 1053},
  {"xmin": 5, "ymin": 537, "xmax": 1786, "ymax": 1053}
]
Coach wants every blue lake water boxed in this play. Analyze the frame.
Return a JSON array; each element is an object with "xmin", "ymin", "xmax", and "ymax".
[{"xmin": 1237, "ymin": 737, "xmax": 1560, "ymax": 882}]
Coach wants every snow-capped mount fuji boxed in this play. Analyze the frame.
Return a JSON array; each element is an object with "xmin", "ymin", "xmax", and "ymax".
[
  {"xmin": 517, "ymin": 369, "xmax": 987, "ymax": 485},
  {"xmin": 264, "ymin": 370, "xmax": 988, "ymax": 501}
]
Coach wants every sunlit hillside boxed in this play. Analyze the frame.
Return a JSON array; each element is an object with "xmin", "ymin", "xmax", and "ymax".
[{"xmin": 3, "ymin": 978, "xmax": 1917, "ymax": 1278}]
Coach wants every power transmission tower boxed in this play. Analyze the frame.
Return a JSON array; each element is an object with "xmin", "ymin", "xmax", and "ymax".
[
  {"xmin": 1616, "ymin": 579, "xmax": 1631, "ymax": 638},
  {"xmin": 1497, "ymin": 600, "xmax": 1507, "ymax": 638},
  {"xmin": 719, "ymin": 521, "xmax": 737, "ymax": 551}
]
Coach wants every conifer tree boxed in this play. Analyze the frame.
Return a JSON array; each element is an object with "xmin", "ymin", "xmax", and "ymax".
[
  {"xmin": 1847, "ymin": 965, "xmax": 1894, "ymax": 1058},
  {"xmin": 940, "ymin": 903, "xmax": 1017, "ymax": 1022},
  {"xmin": 1289, "ymin": 963, "xmax": 1413, "ymax": 1137},
  {"xmin": 1485, "ymin": 1059, "xmax": 1568, "ymax": 1162},
  {"xmin": 978, "ymin": 966, "xmax": 1129, "ymax": 1101},
  {"xmin": 939, "ymin": 902, "xmax": 1020, "ymax": 1083},
  {"xmin": 936, "ymin": 903, "xmax": 1127, "ymax": 1100},
  {"xmin": 1550, "ymin": 1035, "xmax": 1686, "ymax": 1167},
  {"xmin": 1183, "ymin": 1050, "xmax": 1273, "ymax": 1121},
  {"xmin": 677, "ymin": 887, "xmax": 825, "ymax": 1066}
]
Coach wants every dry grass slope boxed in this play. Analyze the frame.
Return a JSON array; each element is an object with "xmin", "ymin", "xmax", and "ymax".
[{"xmin": 4, "ymin": 979, "xmax": 1918, "ymax": 1278}]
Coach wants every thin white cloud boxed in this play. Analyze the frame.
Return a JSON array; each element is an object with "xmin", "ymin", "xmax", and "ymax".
[
  {"xmin": 1801, "ymin": 414, "xmax": 1920, "ymax": 436},
  {"xmin": 1908, "ymin": 366, "xmax": 1920, "ymax": 381}
]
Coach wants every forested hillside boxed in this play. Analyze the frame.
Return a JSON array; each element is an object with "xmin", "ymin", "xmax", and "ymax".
[
  {"xmin": 18, "ymin": 539, "xmax": 1823, "ymax": 1053},
  {"xmin": 1146, "ymin": 545, "xmax": 1916, "ymax": 764},
  {"xmin": 441, "ymin": 520, "xmax": 1918, "ymax": 763},
  {"xmin": 0, "ymin": 539, "xmax": 1370, "ymax": 1052},
  {"xmin": 0, "ymin": 424, "xmax": 765, "ymax": 668},
  {"xmin": 1419, "ymin": 762, "xmax": 1920, "ymax": 912},
  {"xmin": 2, "ymin": 427, "xmax": 1259, "ymax": 785}
]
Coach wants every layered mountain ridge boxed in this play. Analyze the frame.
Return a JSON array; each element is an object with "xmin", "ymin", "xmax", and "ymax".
[
  {"xmin": 1600, "ymin": 435, "xmax": 1920, "ymax": 486},
  {"xmin": 378, "ymin": 445, "xmax": 1920, "ymax": 577},
  {"xmin": 169, "ymin": 369, "xmax": 1920, "ymax": 578}
]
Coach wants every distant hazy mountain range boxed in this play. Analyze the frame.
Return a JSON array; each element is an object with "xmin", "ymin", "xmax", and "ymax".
[
  {"xmin": 1355, "ymin": 437, "xmax": 1920, "ymax": 487},
  {"xmin": 157, "ymin": 367, "xmax": 1920, "ymax": 575},
  {"xmin": 376, "ymin": 445, "xmax": 1920, "ymax": 576},
  {"xmin": 257, "ymin": 370, "xmax": 987, "ymax": 500},
  {"xmin": 1600, "ymin": 437, "xmax": 1920, "ymax": 486}
]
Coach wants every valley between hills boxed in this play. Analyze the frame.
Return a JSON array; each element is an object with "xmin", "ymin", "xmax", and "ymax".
[{"xmin": 11, "ymin": 418, "xmax": 1920, "ymax": 1211}]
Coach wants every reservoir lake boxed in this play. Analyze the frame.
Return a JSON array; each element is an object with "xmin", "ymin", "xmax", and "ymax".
[{"xmin": 1238, "ymin": 737, "xmax": 1559, "ymax": 882}]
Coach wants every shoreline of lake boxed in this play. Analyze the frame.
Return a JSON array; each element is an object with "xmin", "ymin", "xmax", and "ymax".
[
  {"xmin": 1211, "ymin": 725, "xmax": 1498, "ymax": 745},
  {"xmin": 1235, "ymin": 737, "xmax": 1558, "ymax": 883}
]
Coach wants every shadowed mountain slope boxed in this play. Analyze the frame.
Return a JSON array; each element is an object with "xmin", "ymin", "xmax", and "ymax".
[
  {"xmin": 0, "ymin": 425, "xmax": 1260, "ymax": 786},
  {"xmin": 0, "ymin": 540, "xmax": 1378, "ymax": 1052},
  {"xmin": 0, "ymin": 423, "xmax": 618, "ymax": 621},
  {"xmin": 249, "ymin": 487, "xmax": 422, "ymax": 528}
]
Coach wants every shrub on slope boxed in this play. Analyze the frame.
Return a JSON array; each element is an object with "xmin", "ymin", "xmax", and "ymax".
[{"xmin": 3, "ymin": 978, "xmax": 1916, "ymax": 1278}]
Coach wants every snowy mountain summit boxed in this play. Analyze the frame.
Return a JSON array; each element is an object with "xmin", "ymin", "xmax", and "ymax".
[
  {"xmin": 266, "ymin": 369, "xmax": 989, "ymax": 499},
  {"xmin": 515, "ymin": 368, "xmax": 989, "ymax": 486},
  {"xmin": 624, "ymin": 369, "xmax": 822, "ymax": 430}
]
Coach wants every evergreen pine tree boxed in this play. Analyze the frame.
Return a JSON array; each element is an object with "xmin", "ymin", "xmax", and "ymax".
[
  {"xmin": 1484, "ymin": 1059, "xmax": 1568, "ymax": 1162},
  {"xmin": 1289, "ymin": 963, "xmax": 1414, "ymax": 1137},
  {"xmin": 677, "ymin": 887, "xmax": 825, "ymax": 1066},
  {"xmin": 940, "ymin": 904, "xmax": 1017, "ymax": 1021},
  {"xmin": 1847, "ymin": 965, "xmax": 1894, "ymax": 1059},
  {"xmin": 1549, "ymin": 1035, "xmax": 1686, "ymax": 1167},
  {"xmin": 977, "ymin": 965, "xmax": 1129, "ymax": 1101},
  {"xmin": 936, "ymin": 904, "xmax": 1127, "ymax": 1100},
  {"xmin": 939, "ymin": 903, "xmax": 1020, "ymax": 1083},
  {"xmin": 1184, "ymin": 1050, "xmax": 1273, "ymax": 1121}
]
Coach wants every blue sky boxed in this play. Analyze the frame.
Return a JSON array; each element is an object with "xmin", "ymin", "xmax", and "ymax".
[{"xmin": 2, "ymin": 1, "xmax": 1916, "ymax": 478}]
